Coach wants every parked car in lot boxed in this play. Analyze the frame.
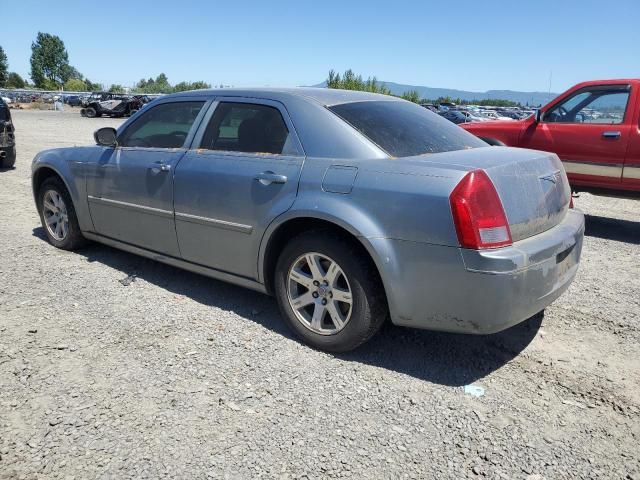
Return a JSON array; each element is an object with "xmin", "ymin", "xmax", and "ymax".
[
  {"xmin": 439, "ymin": 110, "xmax": 471, "ymax": 124},
  {"xmin": 80, "ymin": 92, "xmax": 143, "ymax": 118},
  {"xmin": 64, "ymin": 95, "xmax": 83, "ymax": 107},
  {"xmin": 0, "ymin": 97, "xmax": 16, "ymax": 169},
  {"xmin": 31, "ymin": 88, "xmax": 584, "ymax": 351},
  {"xmin": 462, "ymin": 79, "xmax": 640, "ymax": 197}
]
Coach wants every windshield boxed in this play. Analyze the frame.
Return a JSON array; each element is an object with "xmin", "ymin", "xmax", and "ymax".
[{"xmin": 329, "ymin": 101, "xmax": 486, "ymax": 157}]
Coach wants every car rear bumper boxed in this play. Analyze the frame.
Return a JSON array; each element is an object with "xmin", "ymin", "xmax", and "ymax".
[
  {"xmin": 0, "ymin": 145, "xmax": 16, "ymax": 163},
  {"xmin": 372, "ymin": 209, "xmax": 584, "ymax": 334}
]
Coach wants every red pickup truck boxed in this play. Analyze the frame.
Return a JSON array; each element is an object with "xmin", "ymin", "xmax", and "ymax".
[{"xmin": 461, "ymin": 79, "xmax": 640, "ymax": 197}]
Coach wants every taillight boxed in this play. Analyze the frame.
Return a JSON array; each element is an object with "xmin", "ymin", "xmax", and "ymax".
[
  {"xmin": 449, "ymin": 170, "xmax": 512, "ymax": 249},
  {"xmin": 569, "ymin": 196, "xmax": 574, "ymax": 208}
]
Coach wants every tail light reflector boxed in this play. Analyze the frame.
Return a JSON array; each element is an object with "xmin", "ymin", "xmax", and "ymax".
[{"xmin": 450, "ymin": 170, "xmax": 512, "ymax": 249}]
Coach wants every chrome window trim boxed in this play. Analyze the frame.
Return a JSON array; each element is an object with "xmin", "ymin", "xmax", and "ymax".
[{"xmin": 191, "ymin": 97, "xmax": 306, "ymax": 157}]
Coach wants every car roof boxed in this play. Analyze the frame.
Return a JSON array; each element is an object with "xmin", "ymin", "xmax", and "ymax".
[{"xmin": 161, "ymin": 87, "xmax": 403, "ymax": 107}]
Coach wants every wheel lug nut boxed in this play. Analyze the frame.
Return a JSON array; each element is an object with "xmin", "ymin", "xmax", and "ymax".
[
  {"xmin": 312, "ymin": 292, "xmax": 319, "ymax": 298},
  {"xmin": 313, "ymin": 280, "xmax": 319, "ymax": 286},
  {"xmin": 321, "ymin": 299, "xmax": 327, "ymax": 305}
]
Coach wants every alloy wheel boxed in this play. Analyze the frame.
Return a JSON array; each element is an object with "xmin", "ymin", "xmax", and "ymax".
[
  {"xmin": 286, "ymin": 252, "xmax": 353, "ymax": 335},
  {"xmin": 43, "ymin": 190, "xmax": 69, "ymax": 241}
]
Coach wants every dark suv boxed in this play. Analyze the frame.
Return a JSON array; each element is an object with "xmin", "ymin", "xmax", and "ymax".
[{"xmin": 0, "ymin": 98, "xmax": 16, "ymax": 169}]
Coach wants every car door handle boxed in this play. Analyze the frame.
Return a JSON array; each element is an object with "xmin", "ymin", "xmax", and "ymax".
[
  {"xmin": 602, "ymin": 131, "xmax": 621, "ymax": 139},
  {"xmin": 255, "ymin": 172, "xmax": 287, "ymax": 185},
  {"xmin": 149, "ymin": 162, "xmax": 171, "ymax": 173}
]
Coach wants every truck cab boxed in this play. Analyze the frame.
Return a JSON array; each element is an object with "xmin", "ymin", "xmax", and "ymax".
[{"xmin": 461, "ymin": 79, "xmax": 640, "ymax": 197}]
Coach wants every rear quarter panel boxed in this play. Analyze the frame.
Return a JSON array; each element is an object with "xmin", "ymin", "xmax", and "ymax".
[{"xmin": 291, "ymin": 156, "xmax": 467, "ymax": 245}]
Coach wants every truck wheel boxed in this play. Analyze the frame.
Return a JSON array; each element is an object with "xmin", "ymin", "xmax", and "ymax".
[
  {"xmin": 37, "ymin": 177, "xmax": 87, "ymax": 250},
  {"xmin": 84, "ymin": 107, "xmax": 97, "ymax": 118},
  {"xmin": 274, "ymin": 230, "xmax": 388, "ymax": 352},
  {"xmin": 80, "ymin": 108, "xmax": 86, "ymax": 117}
]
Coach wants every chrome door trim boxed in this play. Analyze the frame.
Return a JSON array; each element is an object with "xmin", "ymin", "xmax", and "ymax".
[
  {"xmin": 87, "ymin": 195, "xmax": 174, "ymax": 218},
  {"xmin": 174, "ymin": 211, "xmax": 253, "ymax": 234},
  {"xmin": 561, "ymin": 160, "xmax": 623, "ymax": 178}
]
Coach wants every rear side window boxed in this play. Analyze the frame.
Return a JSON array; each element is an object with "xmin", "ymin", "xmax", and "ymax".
[
  {"xmin": 200, "ymin": 102, "xmax": 294, "ymax": 155},
  {"xmin": 119, "ymin": 101, "xmax": 205, "ymax": 148},
  {"xmin": 329, "ymin": 101, "xmax": 486, "ymax": 157}
]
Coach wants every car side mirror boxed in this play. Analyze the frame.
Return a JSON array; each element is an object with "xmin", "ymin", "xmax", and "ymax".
[
  {"xmin": 534, "ymin": 109, "xmax": 543, "ymax": 123},
  {"xmin": 94, "ymin": 127, "xmax": 117, "ymax": 147}
]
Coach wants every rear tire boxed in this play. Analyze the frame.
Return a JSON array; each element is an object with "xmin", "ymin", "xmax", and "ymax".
[
  {"xmin": 37, "ymin": 177, "xmax": 86, "ymax": 250},
  {"xmin": 274, "ymin": 230, "xmax": 387, "ymax": 352}
]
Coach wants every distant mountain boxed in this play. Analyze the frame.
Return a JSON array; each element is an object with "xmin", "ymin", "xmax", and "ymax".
[{"xmin": 312, "ymin": 80, "xmax": 558, "ymax": 106}]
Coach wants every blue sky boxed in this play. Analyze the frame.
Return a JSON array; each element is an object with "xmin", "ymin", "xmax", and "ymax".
[{"xmin": 2, "ymin": 0, "xmax": 639, "ymax": 93}]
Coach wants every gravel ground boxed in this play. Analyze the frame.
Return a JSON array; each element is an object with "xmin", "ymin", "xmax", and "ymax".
[{"xmin": 0, "ymin": 109, "xmax": 639, "ymax": 479}]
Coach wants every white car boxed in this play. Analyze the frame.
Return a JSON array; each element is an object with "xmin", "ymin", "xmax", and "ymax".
[
  {"xmin": 1, "ymin": 96, "xmax": 12, "ymax": 105},
  {"xmin": 480, "ymin": 110, "xmax": 514, "ymax": 121}
]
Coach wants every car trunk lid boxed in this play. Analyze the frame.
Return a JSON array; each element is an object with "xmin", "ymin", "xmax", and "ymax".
[{"xmin": 405, "ymin": 146, "xmax": 572, "ymax": 242}]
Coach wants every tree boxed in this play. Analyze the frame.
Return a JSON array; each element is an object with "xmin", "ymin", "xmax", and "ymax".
[
  {"xmin": 6, "ymin": 72, "xmax": 26, "ymax": 89},
  {"xmin": 401, "ymin": 90, "xmax": 421, "ymax": 103},
  {"xmin": 173, "ymin": 80, "xmax": 211, "ymax": 92},
  {"xmin": 109, "ymin": 84, "xmax": 125, "ymax": 93},
  {"xmin": 84, "ymin": 78, "xmax": 102, "ymax": 91},
  {"xmin": 326, "ymin": 69, "xmax": 391, "ymax": 95},
  {"xmin": 0, "ymin": 46, "xmax": 8, "ymax": 87},
  {"xmin": 64, "ymin": 78, "xmax": 87, "ymax": 92},
  {"xmin": 30, "ymin": 32, "xmax": 72, "ymax": 88},
  {"xmin": 62, "ymin": 65, "xmax": 83, "ymax": 80}
]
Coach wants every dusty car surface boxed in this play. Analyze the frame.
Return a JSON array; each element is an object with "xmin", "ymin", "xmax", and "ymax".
[{"xmin": 31, "ymin": 88, "xmax": 585, "ymax": 351}]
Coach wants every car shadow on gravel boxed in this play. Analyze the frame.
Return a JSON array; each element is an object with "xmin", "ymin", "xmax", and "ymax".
[
  {"xmin": 584, "ymin": 214, "xmax": 639, "ymax": 245},
  {"xmin": 337, "ymin": 314, "xmax": 541, "ymax": 386},
  {"xmin": 33, "ymin": 226, "xmax": 541, "ymax": 387}
]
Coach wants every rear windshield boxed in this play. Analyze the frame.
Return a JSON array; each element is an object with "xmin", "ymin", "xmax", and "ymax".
[{"xmin": 329, "ymin": 100, "xmax": 486, "ymax": 157}]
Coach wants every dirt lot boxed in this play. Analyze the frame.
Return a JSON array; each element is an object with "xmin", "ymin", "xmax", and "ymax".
[{"xmin": 1, "ymin": 109, "xmax": 639, "ymax": 479}]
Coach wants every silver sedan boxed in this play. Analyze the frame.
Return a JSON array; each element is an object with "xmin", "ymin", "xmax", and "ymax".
[{"xmin": 31, "ymin": 88, "xmax": 584, "ymax": 351}]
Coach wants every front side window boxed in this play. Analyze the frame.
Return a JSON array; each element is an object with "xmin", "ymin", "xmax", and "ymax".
[
  {"xmin": 329, "ymin": 101, "xmax": 486, "ymax": 157},
  {"xmin": 544, "ymin": 86, "xmax": 630, "ymax": 125},
  {"xmin": 119, "ymin": 101, "xmax": 205, "ymax": 148},
  {"xmin": 200, "ymin": 102, "xmax": 294, "ymax": 155}
]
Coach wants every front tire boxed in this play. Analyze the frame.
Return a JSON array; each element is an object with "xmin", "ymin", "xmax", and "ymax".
[
  {"xmin": 84, "ymin": 107, "xmax": 97, "ymax": 118},
  {"xmin": 37, "ymin": 177, "xmax": 86, "ymax": 250},
  {"xmin": 274, "ymin": 231, "xmax": 387, "ymax": 352}
]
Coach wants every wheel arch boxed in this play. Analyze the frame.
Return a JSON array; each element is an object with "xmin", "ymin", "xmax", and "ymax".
[
  {"xmin": 31, "ymin": 162, "xmax": 95, "ymax": 232},
  {"xmin": 259, "ymin": 213, "xmax": 389, "ymax": 303},
  {"xmin": 32, "ymin": 165, "xmax": 70, "ymax": 204}
]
